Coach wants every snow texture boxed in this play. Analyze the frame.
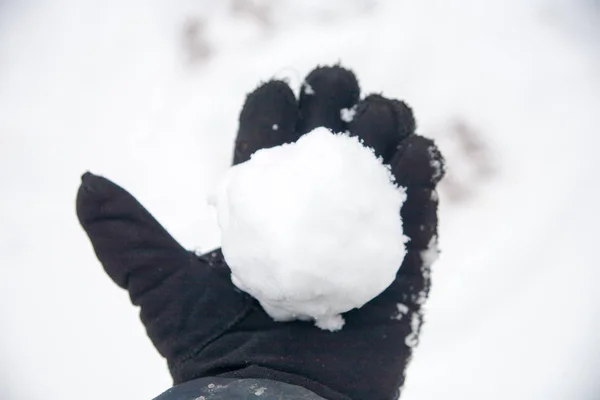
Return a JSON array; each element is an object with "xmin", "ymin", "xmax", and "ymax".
[
  {"xmin": 210, "ymin": 127, "xmax": 408, "ymax": 331},
  {"xmin": 254, "ymin": 387, "xmax": 266, "ymax": 396},
  {"xmin": 405, "ymin": 312, "xmax": 422, "ymax": 348},
  {"xmin": 428, "ymin": 146, "xmax": 444, "ymax": 183},
  {"xmin": 393, "ymin": 303, "xmax": 410, "ymax": 321},
  {"xmin": 302, "ymin": 82, "xmax": 315, "ymax": 95},
  {"xmin": 420, "ymin": 235, "xmax": 440, "ymax": 269},
  {"xmin": 340, "ymin": 106, "xmax": 356, "ymax": 123}
]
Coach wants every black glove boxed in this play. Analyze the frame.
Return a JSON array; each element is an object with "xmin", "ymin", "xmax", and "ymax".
[{"xmin": 76, "ymin": 65, "xmax": 444, "ymax": 400}]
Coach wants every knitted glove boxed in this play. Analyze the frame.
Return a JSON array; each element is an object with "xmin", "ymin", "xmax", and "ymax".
[{"xmin": 76, "ymin": 65, "xmax": 444, "ymax": 400}]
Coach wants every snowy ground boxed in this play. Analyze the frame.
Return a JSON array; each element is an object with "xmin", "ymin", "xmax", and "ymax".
[{"xmin": 1, "ymin": 0, "xmax": 599, "ymax": 399}]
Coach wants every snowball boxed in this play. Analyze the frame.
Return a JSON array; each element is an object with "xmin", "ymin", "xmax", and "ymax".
[{"xmin": 210, "ymin": 127, "xmax": 408, "ymax": 331}]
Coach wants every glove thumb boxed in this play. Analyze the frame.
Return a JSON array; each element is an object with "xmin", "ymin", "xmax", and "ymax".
[{"xmin": 76, "ymin": 172, "xmax": 192, "ymax": 300}]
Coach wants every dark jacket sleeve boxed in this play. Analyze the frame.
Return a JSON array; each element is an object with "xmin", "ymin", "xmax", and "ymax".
[{"xmin": 153, "ymin": 377, "xmax": 328, "ymax": 400}]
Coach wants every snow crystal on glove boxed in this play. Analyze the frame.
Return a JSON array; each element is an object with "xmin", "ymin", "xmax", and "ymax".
[{"xmin": 210, "ymin": 127, "xmax": 408, "ymax": 331}]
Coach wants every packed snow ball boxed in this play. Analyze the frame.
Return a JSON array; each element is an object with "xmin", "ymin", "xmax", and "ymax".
[{"xmin": 209, "ymin": 127, "xmax": 408, "ymax": 331}]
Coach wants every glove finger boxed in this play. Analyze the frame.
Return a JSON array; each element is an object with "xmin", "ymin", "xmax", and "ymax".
[
  {"xmin": 400, "ymin": 187, "xmax": 439, "ymax": 250},
  {"xmin": 296, "ymin": 65, "xmax": 360, "ymax": 135},
  {"xmin": 76, "ymin": 172, "xmax": 192, "ymax": 294},
  {"xmin": 350, "ymin": 247, "xmax": 433, "ymax": 321},
  {"xmin": 76, "ymin": 173, "xmax": 252, "ymax": 362},
  {"xmin": 347, "ymin": 94, "xmax": 415, "ymax": 163},
  {"xmin": 385, "ymin": 138, "xmax": 444, "ymax": 308},
  {"xmin": 233, "ymin": 80, "xmax": 299, "ymax": 165},
  {"xmin": 393, "ymin": 136, "xmax": 443, "ymax": 253},
  {"xmin": 390, "ymin": 135, "xmax": 445, "ymax": 189},
  {"xmin": 390, "ymin": 137, "xmax": 444, "ymax": 236}
]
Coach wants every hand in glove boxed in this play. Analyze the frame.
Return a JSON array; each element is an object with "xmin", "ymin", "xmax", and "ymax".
[{"xmin": 76, "ymin": 65, "xmax": 444, "ymax": 400}]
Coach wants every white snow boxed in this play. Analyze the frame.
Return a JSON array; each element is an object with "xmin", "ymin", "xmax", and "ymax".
[
  {"xmin": 393, "ymin": 303, "xmax": 410, "ymax": 321},
  {"xmin": 272, "ymin": 123, "xmax": 279, "ymax": 130},
  {"xmin": 428, "ymin": 146, "xmax": 443, "ymax": 183},
  {"xmin": 340, "ymin": 106, "xmax": 356, "ymax": 122},
  {"xmin": 1, "ymin": 0, "xmax": 599, "ymax": 399},
  {"xmin": 302, "ymin": 81, "xmax": 315, "ymax": 95},
  {"xmin": 420, "ymin": 235, "xmax": 439, "ymax": 269},
  {"xmin": 210, "ymin": 127, "xmax": 407, "ymax": 331},
  {"xmin": 254, "ymin": 386, "xmax": 267, "ymax": 396},
  {"xmin": 405, "ymin": 312, "xmax": 422, "ymax": 348}
]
